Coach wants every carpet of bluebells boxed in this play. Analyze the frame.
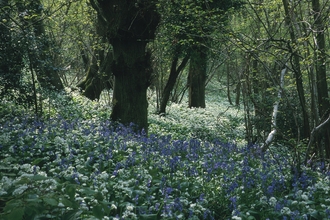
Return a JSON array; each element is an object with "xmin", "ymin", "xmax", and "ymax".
[{"xmin": 1, "ymin": 91, "xmax": 330, "ymax": 220}]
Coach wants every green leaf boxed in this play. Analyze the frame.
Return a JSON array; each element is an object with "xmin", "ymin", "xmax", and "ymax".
[
  {"xmin": 94, "ymin": 191, "xmax": 104, "ymax": 201},
  {"xmin": 32, "ymin": 158, "xmax": 46, "ymax": 166},
  {"xmin": 310, "ymin": 211, "xmax": 322, "ymax": 219},
  {"xmin": 30, "ymin": 175, "xmax": 48, "ymax": 181},
  {"xmin": 0, "ymin": 165, "xmax": 14, "ymax": 170},
  {"xmin": 133, "ymin": 190, "xmax": 146, "ymax": 195},
  {"xmin": 62, "ymin": 210, "xmax": 83, "ymax": 220},
  {"xmin": 80, "ymin": 187, "xmax": 96, "ymax": 196},
  {"xmin": 139, "ymin": 214, "xmax": 158, "ymax": 220},
  {"xmin": 3, "ymin": 201, "xmax": 21, "ymax": 213},
  {"xmin": 7, "ymin": 207, "xmax": 24, "ymax": 220},
  {"xmin": 61, "ymin": 198, "xmax": 72, "ymax": 207},
  {"xmin": 65, "ymin": 184, "xmax": 76, "ymax": 200},
  {"xmin": 1, "ymin": 172, "xmax": 17, "ymax": 177},
  {"xmin": 43, "ymin": 198, "xmax": 58, "ymax": 206},
  {"xmin": 92, "ymin": 205, "xmax": 104, "ymax": 219}
]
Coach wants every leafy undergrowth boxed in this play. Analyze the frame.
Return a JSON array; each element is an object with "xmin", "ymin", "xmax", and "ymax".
[{"xmin": 0, "ymin": 91, "xmax": 330, "ymax": 220}]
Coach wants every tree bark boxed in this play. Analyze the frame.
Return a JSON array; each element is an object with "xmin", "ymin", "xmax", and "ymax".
[
  {"xmin": 78, "ymin": 14, "xmax": 113, "ymax": 100},
  {"xmin": 17, "ymin": 0, "xmax": 64, "ymax": 91},
  {"xmin": 78, "ymin": 48, "xmax": 113, "ymax": 100},
  {"xmin": 312, "ymin": 0, "xmax": 330, "ymax": 159},
  {"xmin": 282, "ymin": 0, "xmax": 310, "ymax": 138},
  {"xmin": 158, "ymin": 54, "xmax": 190, "ymax": 115},
  {"xmin": 188, "ymin": 45, "xmax": 207, "ymax": 108},
  {"xmin": 90, "ymin": 0, "xmax": 160, "ymax": 132},
  {"xmin": 111, "ymin": 41, "xmax": 151, "ymax": 131},
  {"xmin": 262, "ymin": 63, "xmax": 287, "ymax": 152},
  {"xmin": 0, "ymin": 0, "xmax": 24, "ymax": 93}
]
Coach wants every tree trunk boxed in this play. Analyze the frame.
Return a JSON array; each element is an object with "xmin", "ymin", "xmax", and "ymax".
[
  {"xmin": 188, "ymin": 46, "xmax": 207, "ymax": 108},
  {"xmin": 90, "ymin": 0, "xmax": 160, "ymax": 132},
  {"xmin": 282, "ymin": 0, "xmax": 310, "ymax": 138},
  {"xmin": 17, "ymin": 0, "xmax": 63, "ymax": 91},
  {"xmin": 111, "ymin": 40, "xmax": 151, "ymax": 132},
  {"xmin": 78, "ymin": 14, "xmax": 113, "ymax": 100},
  {"xmin": 0, "ymin": 0, "xmax": 22, "ymax": 92},
  {"xmin": 312, "ymin": 0, "xmax": 330, "ymax": 159},
  {"xmin": 226, "ymin": 63, "xmax": 233, "ymax": 105},
  {"xmin": 78, "ymin": 48, "xmax": 113, "ymax": 100},
  {"xmin": 159, "ymin": 54, "xmax": 190, "ymax": 115}
]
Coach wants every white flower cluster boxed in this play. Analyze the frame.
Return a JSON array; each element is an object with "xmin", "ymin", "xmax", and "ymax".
[
  {"xmin": 12, "ymin": 184, "xmax": 29, "ymax": 195},
  {"xmin": 122, "ymin": 204, "xmax": 137, "ymax": 219},
  {"xmin": 0, "ymin": 176, "xmax": 14, "ymax": 195},
  {"xmin": 280, "ymin": 207, "xmax": 291, "ymax": 215}
]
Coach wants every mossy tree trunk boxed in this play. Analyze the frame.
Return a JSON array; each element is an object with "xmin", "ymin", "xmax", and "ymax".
[
  {"xmin": 78, "ymin": 47, "xmax": 113, "ymax": 100},
  {"xmin": 111, "ymin": 40, "xmax": 151, "ymax": 131},
  {"xmin": 188, "ymin": 45, "xmax": 207, "ymax": 108},
  {"xmin": 282, "ymin": 0, "xmax": 310, "ymax": 138},
  {"xmin": 158, "ymin": 54, "xmax": 190, "ymax": 115},
  {"xmin": 78, "ymin": 14, "xmax": 113, "ymax": 100},
  {"xmin": 90, "ymin": 0, "xmax": 160, "ymax": 132},
  {"xmin": 17, "ymin": 0, "xmax": 63, "ymax": 91},
  {"xmin": 312, "ymin": 0, "xmax": 330, "ymax": 159},
  {"xmin": 0, "ymin": 0, "xmax": 23, "ymax": 93}
]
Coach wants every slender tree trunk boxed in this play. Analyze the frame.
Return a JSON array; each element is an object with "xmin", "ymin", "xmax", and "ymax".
[
  {"xmin": 312, "ymin": 0, "xmax": 330, "ymax": 159},
  {"xmin": 262, "ymin": 63, "xmax": 287, "ymax": 152},
  {"xmin": 226, "ymin": 63, "xmax": 233, "ymax": 105},
  {"xmin": 0, "ymin": 0, "xmax": 21, "ymax": 92},
  {"xmin": 158, "ymin": 54, "xmax": 190, "ymax": 115},
  {"xmin": 242, "ymin": 54, "xmax": 253, "ymax": 143},
  {"xmin": 235, "ymin": 73, "xmax": 241, "ymax": 106},
  {"xmin": 17, "ymin": 0, "xmax": 63, "ymax": 91},
  {"xmin": 282, "ymin": 0, "xmax": 310, "ymax": 138},
  {"xmin": 188, "ymin": 46, "xmax": 207, "ymax": 108}
]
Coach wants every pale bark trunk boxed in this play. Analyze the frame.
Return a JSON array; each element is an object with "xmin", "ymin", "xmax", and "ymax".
[{"xmin": 262, "ymin": 64, "xmax": 287, "ymax": 152}]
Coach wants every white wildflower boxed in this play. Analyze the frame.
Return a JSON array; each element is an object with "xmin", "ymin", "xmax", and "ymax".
[
  {"xmin": 126, "ymin": 205, "xmax": 134, "ymax": 211},
  {"xmin": 260, "ymin": 196, "xmax": 268, "ymax": 204},
  {"xmin": 295, "ymin": 190, "xmax": 303, "ymax": 199},
  {"xmin": 12, "ymin": 184, "xmax": 28, "ymax": 195},
  {"xmin": 20, "ymin": 164, "xmax": 31, "ymax": 171},
  {"xmin": 301, "ymin": 194, "xmax": 308, "ymax": 201},
  {"xmin": 291, "ymin": 201, "xmax": 298, "ymax": 205},
  {"xmin": 269, "ymin": 197, "xmax": 277, "ymax": 206},
  {"xmin": 110, "ymin": 204, "xmax": 117, "ymax": 210},
  {"xmin": 280, "ymin": 207, "xmax": 291, "ymax": 215}
]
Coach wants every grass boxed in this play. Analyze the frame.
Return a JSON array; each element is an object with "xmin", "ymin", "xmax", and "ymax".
[{"xmin": 0, "ymin": 88, "xmax": 330, "ymax": 220}]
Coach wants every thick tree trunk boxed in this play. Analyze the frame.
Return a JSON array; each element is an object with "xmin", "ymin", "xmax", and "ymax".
[
  {"xmin": 78, "ymin": 48, "xmax": 113, "ymax": 100},
  {"xmin": 90, "ymin": 0, "xmax": 160, "ymax": 132},
  {"xmin": 111, "ymin": 40, "xmax": 151, "ymax": 131},
  {"xmin": 159, "ymin": 55, "xmax": 190, "ymax": 115},
  {"xmin": 188, "ymin": 46, "xmax": 207, "ymax": 108}
]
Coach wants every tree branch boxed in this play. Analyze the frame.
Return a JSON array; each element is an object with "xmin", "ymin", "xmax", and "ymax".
[{"xmin": 304, "ymin": 113, "xmax": 330, "ymax": 165}]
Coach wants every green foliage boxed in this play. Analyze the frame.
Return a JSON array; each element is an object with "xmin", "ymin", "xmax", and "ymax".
[{"xmin": 1, "ymin": 91, "xmax": 330, "ymax": 220}]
